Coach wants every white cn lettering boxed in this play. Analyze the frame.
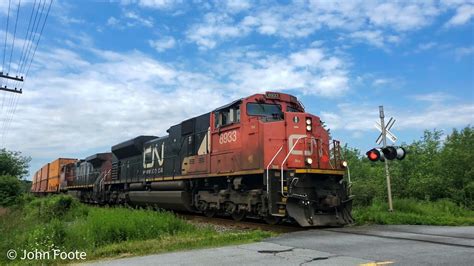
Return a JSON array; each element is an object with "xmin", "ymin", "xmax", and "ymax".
[{"xmin": 143, "ymin": 143, "xmax": 165, "ymax": 169}]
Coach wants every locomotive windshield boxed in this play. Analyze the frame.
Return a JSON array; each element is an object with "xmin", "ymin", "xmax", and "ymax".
[{"xmin": 247, "ymin": 103, "xmax": 283, "ymax": 118}]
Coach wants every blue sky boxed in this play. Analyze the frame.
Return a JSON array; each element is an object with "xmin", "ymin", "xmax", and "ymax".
[{"xmin": 0, "ymin": 0, "xmax": 473, "ymax": 178}]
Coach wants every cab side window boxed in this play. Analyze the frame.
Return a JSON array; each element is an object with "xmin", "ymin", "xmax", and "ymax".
[{"xmin": 215, "ymin": 105, "xmax": 240, "ymax": 128}]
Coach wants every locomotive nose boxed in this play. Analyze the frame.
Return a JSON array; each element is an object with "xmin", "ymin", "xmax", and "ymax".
[{"xmin": 286, "ymin": 194, "xmax": 354, "ymax": 227}]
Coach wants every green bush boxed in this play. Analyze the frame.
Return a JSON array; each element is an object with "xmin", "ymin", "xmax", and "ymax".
[
  {"xmin": 25, "ymin": 194, "xmax": 88, "ymax": 222},
  {"xmin": 0, "ymin": 175, "xmax": 23, "ymax": 206}
]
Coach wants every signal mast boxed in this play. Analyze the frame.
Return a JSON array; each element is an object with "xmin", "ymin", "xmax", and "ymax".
[{"xmin": 365, "ymin": 106, "xmax": 406, "ymax": 212}]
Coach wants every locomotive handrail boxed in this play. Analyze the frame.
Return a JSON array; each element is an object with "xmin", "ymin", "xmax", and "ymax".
[
  {"xmin": 325, "ymin": 142, "xmax": 334, "ymax": 169},
  {"xmin": 266, "ymin": 145, "xmax": 284, "ymax": 195},
  {"xmin": 280, "ymin": 135, "xmax": 306, "ymax": 197},
  {"xmin": 99, "ymin": 169, "xmax": 111, "ymax": 191},
  {"xmin": 328, "ymin": 140, "xmax": 342, "ymax": 170}
]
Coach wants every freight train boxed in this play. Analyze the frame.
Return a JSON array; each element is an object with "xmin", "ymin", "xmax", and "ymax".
[{"xmin": 31, "ymin": 92, "xmax": 353, "ymax": 227}]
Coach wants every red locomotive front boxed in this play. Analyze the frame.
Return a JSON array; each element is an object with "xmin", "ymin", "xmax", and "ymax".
[{"xmin": 209, "ymin": 92, "xmax": 352, "ymax": 226}]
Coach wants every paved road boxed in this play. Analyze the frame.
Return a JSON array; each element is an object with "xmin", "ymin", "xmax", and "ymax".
[{"xmin": 88, "ymin": 225, "xmax": 474, "ymax": 266}]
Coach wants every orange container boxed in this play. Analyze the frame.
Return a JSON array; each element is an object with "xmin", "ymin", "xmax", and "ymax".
[
  {"xmin": 39, "ymin": 179, "xmax": 48, "ymax": 193},
  {"xmin": 47, "ymin": 158, "xmax": 77, "ymax": 193},
  {"xmin": 49, "ymin": 158, "xmax": 77, "ymax": 178},
  {"xmin": 40, "ymin": 164, "xmax": 49, "ymax": 181},
  {"xmin": 47, "ymin": 177, "xmax": 60, "ymax": 193}
]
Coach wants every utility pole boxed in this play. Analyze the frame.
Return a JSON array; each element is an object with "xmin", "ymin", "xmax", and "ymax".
[
  {"xmin": 379, "ymin": 106, "xmax": 393, "ymax": 212},
  {"xmin": 0, "ymin": 72, "xmax": 23, "ymax": 94}
]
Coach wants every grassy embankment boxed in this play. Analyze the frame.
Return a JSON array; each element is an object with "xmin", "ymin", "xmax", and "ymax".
[
  {"xmin": 353, "ymin": 198, "xmax": 474, "ymax": 226},
  {"xmin": 2, "ymin": 195, "xmax": 473, "ymax": 264},
  {"xmin": 0, "ymin": 195, "xmax": 272, "ymax": 264}
]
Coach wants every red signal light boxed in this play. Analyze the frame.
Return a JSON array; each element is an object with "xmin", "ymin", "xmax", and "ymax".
[
  {"xmin": 366, "ymin": 148, "xmax": 383, "ymax": 162},
  {"xmin": 368, "ymin": 151, "xmax": 378, "ymax": 161},
  {"xmin": 366, "ymin": 146, "xmax": 406, "ymax": 162}
]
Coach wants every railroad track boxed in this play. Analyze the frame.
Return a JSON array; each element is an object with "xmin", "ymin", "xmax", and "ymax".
[
  {"xmin": 323, "ymin": 227, "xmax": 474, "ymax": 248},
  {"xmin": 177, "ymin": 213, "xmax": 307, "ymax": 233}
]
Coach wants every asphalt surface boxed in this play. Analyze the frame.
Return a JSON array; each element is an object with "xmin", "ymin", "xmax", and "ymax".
[{"xmin": 87, "ymin": 225, "xmax": 474, "ymax": 266}]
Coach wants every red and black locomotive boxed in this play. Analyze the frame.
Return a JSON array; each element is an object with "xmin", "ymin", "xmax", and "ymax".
[{"xmin": 32, "ymin": 92, "xmax": 353, "ymax": 227}]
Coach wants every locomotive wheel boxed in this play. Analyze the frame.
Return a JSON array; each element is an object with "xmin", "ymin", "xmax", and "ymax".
[
  {"xmin": 204, "ymin": 210, "xmax": 217, "ymax": 218},
  {"xmin": 264, "ymin": 215, "xmax": 282, "ymax": 225},
  {"xmin": 231, "ymin": 211, "xmax": 246, "ymax": 221}
]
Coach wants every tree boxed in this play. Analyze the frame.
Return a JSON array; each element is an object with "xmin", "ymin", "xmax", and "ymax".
[
  {"xmin": 0, "ymin": 149, "xmax": 31, "ymax": 206},
  {"xmin": 439, "ymin": 126, "xmax": 474, "ymax": 207},
  {"xmin": 0, "ymin": 149, "xmax": 30, "ymax": 179}
]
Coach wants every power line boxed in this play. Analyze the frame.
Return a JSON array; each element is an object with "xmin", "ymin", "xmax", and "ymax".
[
  {"xmin": 2, "ymin": 93, "xmax": 20, "ymax": 144},
  {"xmin": 2, "ymin": 0, "xmax": 12, "ymax": 75},
  {"xmin": 7, "ymin": 0, "xmax": 22, "ymax": 75},
  {"xmin": 16, "ymin": 0, "xmax": 37, "ymax": 81},
  {"xmin": 24, "ymin": 0, "xmax": 53, "ymax": 81},
  {"xmin": 19, "ymin": 0, "xmax": 43, "ymax": 76}
]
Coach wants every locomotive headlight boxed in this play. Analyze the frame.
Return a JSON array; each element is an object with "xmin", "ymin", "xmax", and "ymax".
[
  {"xmin": 306, "ymin": 125, "xmax": 312, "ymax": 131},
  {"xmin": 341, "ymin": 160, "xmax": 348, "ymax": 168},
  {"xmin": 306, "ymin": 118, "xmax": 312, "ymax": 125},
  {"xmin": 306, "ymin": 157, "xmax": 313, "ymax": 165}
]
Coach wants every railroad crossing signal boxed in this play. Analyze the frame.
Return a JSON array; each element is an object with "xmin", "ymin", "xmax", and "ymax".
[
  {"xmin": 375, "ymin": 117, "xmax": 396, "ymax": 144},
  {"xmin": 366, "ymin": 146, "xmax": 406, "ymax": 162}
]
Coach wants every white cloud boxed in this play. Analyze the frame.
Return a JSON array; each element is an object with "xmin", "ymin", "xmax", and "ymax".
[
  {"xmin": 216, "ymin": 48, "xmax": 350, "ymax": 97},
  {"xmin": 185, "ymin": 1, "xmax": 470, "ymax": 49},
  {"xmin": 149, "ymin": 36, "xmax": 176, "ymax": 52},
  {"xmin": 445, "ymin": 4, "xmax": 474, "ymax": 27},
  {"xmin": 399, "ymin": 104, "xmax": 474, "ymax": 129},
  {"xmin": 372, "ymin": 78, "xmax": 392, "ymax": 87},
  {"xmin": 186, "ymin": 13, "xmax": 250, "ymax": 49},
  {"xmin": 350, "ymin": 30, "xmax": 385, "ymax": 48},
  {"xmin": 105, "ymin": 11, "xmax": 154, "ymax": 29},
  {"xmin": 411, "ymin": 92, "xmax": 454, "ymax": 103},
  {"xmin": 349, "ymin": 30, "xmax": 401, "ymax": 48},
  {"xmin": 224, "ymin": 0, "xmax": 252, "ymax": 13},
  {"xmin": 416, "ymin": 42, "xmax": 437, "ymax": 52},
  {"xmin": 107, "ymin": 16, "xmax": 120, "ymax": 26},
  {"xmin": 137, "ymin": 0, "xmax": 180, "ymax": 9},
  {"xmin": 121, "ymin": 0, "xmax": 181, "ymax": 9},
  {"xmin": 454, "ymin": 46, "xmax": 474, "ymax": 59},
  {"xmin": 124, "ymin": 11, "xmax": 154, "ymax": 27},
  {"xmin": 368, "ymin": 2, "xmax": 439, "ymax": 31}
]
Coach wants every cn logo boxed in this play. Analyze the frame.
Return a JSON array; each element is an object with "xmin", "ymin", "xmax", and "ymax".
[
  {"xmin": 143, "ymin": 143, "xmax": 165, "ymax": 169},
  {"xmin": 288, "ymin": 134, "xmax": 314, "ymax": 156},
  {"xmin": 219, "ymin": 130, "xmax": 237, "ymax": 144}
]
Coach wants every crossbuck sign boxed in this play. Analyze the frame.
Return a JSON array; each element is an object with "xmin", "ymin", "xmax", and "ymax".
[{"xmin": 375, "ymin": 117, "xmax": 397, "ymax": 144}]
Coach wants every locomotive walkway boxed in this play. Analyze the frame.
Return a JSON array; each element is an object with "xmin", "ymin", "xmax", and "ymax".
[{"xmin": 87, "ymin": 225, "xmax": 474, "ymax": 266}]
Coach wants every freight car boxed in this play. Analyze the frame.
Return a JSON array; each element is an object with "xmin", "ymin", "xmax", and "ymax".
[
  {"xmin": 31, "ymin": 158, "xmax": 77, "ymax": 195},
  {"xmin": 32, "ymin": 92, "xmax": 353, "ymax": 227}
]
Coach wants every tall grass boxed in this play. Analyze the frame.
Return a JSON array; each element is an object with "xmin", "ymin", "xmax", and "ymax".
[
  {"xmin": 354, "ymin": 198, "xmax": 474, "ymax": 225},
  {"xmin": 0, "ymin": 195, "xmax": 271, "ymax": 264},
  {"xmin": 67, "ymin": 207, "xmax": 195, "ymax": 249}
]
